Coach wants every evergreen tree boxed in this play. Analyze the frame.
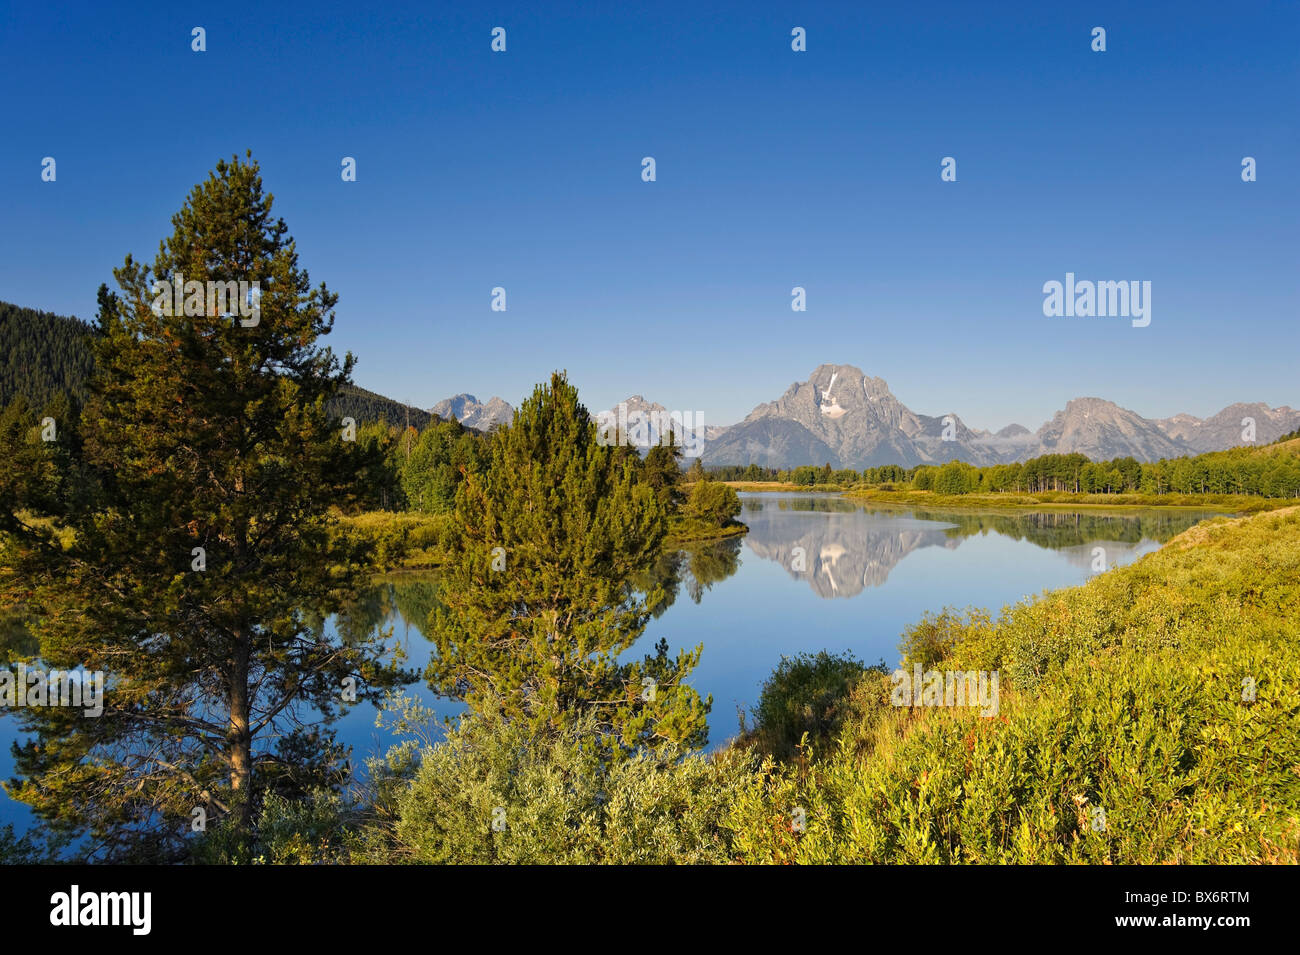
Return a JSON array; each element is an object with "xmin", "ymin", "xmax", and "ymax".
[
  {"xmin": 0, "ymin": 155, "xmax": 408, "ymax": 861},
  {"xmin": 642, "ymin": 431, "xmax": 685, "ymax": 509},
  {"xmin": 425, "ymin": 372, "xmax": 710, "ymax": 752}
]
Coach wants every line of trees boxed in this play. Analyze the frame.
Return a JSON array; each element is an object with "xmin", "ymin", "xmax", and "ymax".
[
  {"xmin": 708, "ymin": 462, "xmax": 861, "ymax": 485},
  {"xmin": 898, "ymin": 443, "xmax": 1300, "ymax": 498},
  {"xmin": 708, "ymin": 439, "xmax": 1300, "ymax": 499}
]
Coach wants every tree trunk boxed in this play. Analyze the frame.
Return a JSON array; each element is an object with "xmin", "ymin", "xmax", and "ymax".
[
  {"xmin": 229, "ymin": 463, "xmax": 253, "ymax": 830},
  {"xmin": 229, "ymin": 632, "xmax": 253, "ymax": 830}
]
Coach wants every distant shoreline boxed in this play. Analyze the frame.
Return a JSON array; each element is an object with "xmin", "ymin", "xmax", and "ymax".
[{"xmin": 722, "ymin": 481, "xmax": 1291, "ymax": 514}]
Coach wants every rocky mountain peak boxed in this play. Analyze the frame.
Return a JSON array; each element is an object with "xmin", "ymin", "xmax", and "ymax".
[{"xmin": 430, "ymin": 393, "xmax": 515, "ymax": 430}]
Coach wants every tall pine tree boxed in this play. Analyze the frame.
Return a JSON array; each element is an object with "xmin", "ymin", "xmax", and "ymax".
[{"xmin": 1, "ymin": 154, "xmax": 407, "ymax": 861}]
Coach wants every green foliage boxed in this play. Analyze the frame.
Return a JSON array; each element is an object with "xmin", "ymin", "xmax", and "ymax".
[
  {"xmin": 189, "ymin": 789, "xmax": 358, "ymax": 865},
  {"xmin": 344, "ymin": 421, "xmax": 409, "ymax": 512},
  {"xmin": 334, "ymin": 511, "xmax": 450, "ymax": 568},
  {"xmin": 899, "ymin": 608, "xmax": 995, "ymax": 669},
  {"xmin": 931, "ymin": 460, "xmax": 979, "ymax": 495},
  {"xmin": 748, "ymin": 651, "xmax": 888, "ymax": 760},
  {"xmin": 400, "ymin": 416, "xmax": 486, "ymax": 514},
  {"xmin": 685, "ymin": 479, "xmax": 741, "ymax": 527},
  {"xmin": 426, "ymin": 372, "xmax": 710, "ymax": 752},
  {"xmin": 746, "ymin": 462, "xmax": 860, "ymax": 488},
  {"xmin": 642, "ymin": 438, "xmax": 685, "ymax": 509},
  {"xmin": 395, "ymin": 709, "xmax": 753, "ymax": 864}
]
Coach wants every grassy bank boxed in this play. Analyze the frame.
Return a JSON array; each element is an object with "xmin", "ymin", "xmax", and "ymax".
[
  {"xmin": 722, "ymin": 481, "xmax": 848, "ymax": 493},
  {"xmin": 334, "ymin": 511, "xmax": 451, "ymax": 569},
  {"xmin": 664, "ymin": 517, "xmax": 748, "ymax": 546},
  {"xmin": 727, "ymin": 506, "xmax": 1300, "ymax": 863},
  {"xmin": 843, "ymin": 487, "xmax": 1290, "ymax": 512}
]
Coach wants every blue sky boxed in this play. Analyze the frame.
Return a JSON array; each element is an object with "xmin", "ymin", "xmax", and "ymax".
[{"xmin": 1, "ymin": 0, "xmax": 1296, "ymax": 431}]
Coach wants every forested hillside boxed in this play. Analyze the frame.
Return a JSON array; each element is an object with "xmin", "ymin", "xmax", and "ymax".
[
  {"xmin": 0, "ymin": 301, "xmax": 97, "ymax": 407},
  {"xmin": 330, "ymin": 385, "xmax": 433, "ymax": 430},
  {"xmin": 0, "ymin": 298, "xmax": 431, "ymax": 427}
]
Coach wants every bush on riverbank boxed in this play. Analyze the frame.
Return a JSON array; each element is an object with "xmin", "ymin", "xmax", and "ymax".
[
  {"xmin": 741, "ymin": 650, "xmax": 890, "ymax": 760},
  {"xmin": 334, "ymin": 510, "xmax": 451, "ymax": 568},
  {"xmin": 394, "ymin": 709, "xmax": 754, "ymax": 864},
  {"xmin": 684, "ymin": 479, "xmax": 742, "ymax": 526}
]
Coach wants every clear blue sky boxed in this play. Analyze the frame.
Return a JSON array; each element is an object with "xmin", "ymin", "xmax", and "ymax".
[{"xmin": 1, "ymin": 0, "xmax": 1296, "ymax": 431}]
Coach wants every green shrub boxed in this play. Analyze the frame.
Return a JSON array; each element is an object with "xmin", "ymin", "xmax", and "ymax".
[
  {"xmin": 898, "ymin": 607, "xmax": 994, "ymax": 669},
  {"xmin": 189, "ymin": 789, "xmax": 358, "ymax": 865},
  {"xmin": 685, "ymin": 480, "xmax": 741, "ymax": 527},
  {"xmin": 748, "ymin": 651, "xmax": 888, "ymax": 759},
  {"xmin": 394, "ymin": 709, "xmax": 756, "ymax": 864}
]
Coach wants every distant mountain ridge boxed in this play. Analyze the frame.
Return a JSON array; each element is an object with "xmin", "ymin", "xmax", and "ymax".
[
  {"xmin": 0, "ymin": 301, "xmax": 98, "ymax": 407},
  {"xmin": 321, "ymin": 369, "xmax": 1300, "ymax": 467},
  {"xmin": 1156, "ymin": 402, "xmax": 1300, "ymax": 453},
  {"xmin": 333, "ymin": 386, "xmax": 433, "ymax": 431},
  {"xmin": 702, "ymin": 363, "xmax": 1299, "ymax": 468},
  {"xmin": 430, "ymin": 393, "xmax": 515, "ymax": 431}
]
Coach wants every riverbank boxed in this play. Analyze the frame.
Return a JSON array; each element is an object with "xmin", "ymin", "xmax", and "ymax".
[
  {"xmin": 664, "ymin": 517, "xmax": 748, "ymax": 546},
  {"xmin": 722, "ymin": 481, "xmax": 848, "ymax": 493},
  {"xmin": 328, "ymin": 504, "xmax": 1300, "ymax": 865}
]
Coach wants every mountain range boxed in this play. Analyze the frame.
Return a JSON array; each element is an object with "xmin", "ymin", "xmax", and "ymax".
[
  {"xmin": 432, "ymin": 363, "xmax": 1298, "ymax": 468},
  {"xmin": 701, "ymin": 364, "xmax": 1298, "ymax": 467},
  {"xmin": 430, "ymin": 393, "xmax": 515, "ymax": 431}
]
